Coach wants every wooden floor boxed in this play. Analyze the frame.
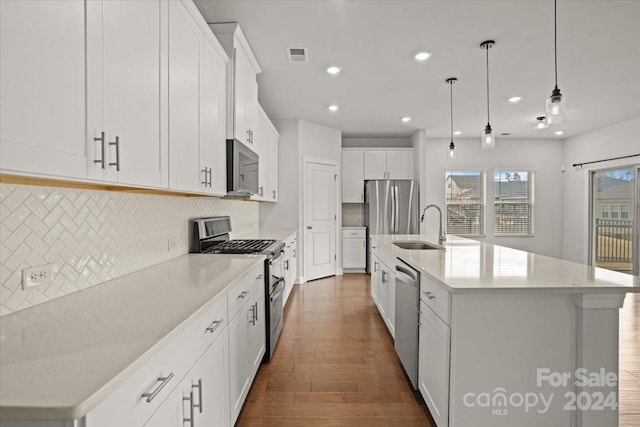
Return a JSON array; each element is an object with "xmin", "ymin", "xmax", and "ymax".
[{"xmin": 237, "ymin": 273, "xmax": 640, "ymax": 426}]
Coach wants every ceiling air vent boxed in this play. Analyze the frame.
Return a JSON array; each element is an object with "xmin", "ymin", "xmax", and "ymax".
[{"xmin": 287, "ymin": 47, "xmax": 309, "ymax": 63}]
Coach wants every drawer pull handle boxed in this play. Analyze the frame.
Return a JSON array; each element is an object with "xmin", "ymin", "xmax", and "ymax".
[
  {"xmin": 422, "ymin": 291, "xmax": 436, "ymax": 300},
  {"xmin": 205, "ymin": 319, "xmax": 223, "ymax": 334},
  {"xmin": 238, "ymin": 291, "xmax": 248, "ymax": 299},
  {"xmin": 256, "ymin": 274, "xmax": 263, "ymax": 280},
  {"xmin": 142, "ymin": 372, "xmax": 174, "ymax": 403},
  {"xmin": 192, "ymin": 379, "xmax": 203, "ymax": 414}
]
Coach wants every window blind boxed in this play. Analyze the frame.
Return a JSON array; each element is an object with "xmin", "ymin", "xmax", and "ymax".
[
  {"xmin": 494, "ymin": 170, "xmax": 535, "ymax": 236},
  {"xmin": 445, "ymin": 171, "xmax": 485, "ymax": 236}
]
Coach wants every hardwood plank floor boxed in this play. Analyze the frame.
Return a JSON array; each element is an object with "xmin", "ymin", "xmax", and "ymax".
[
  {"xmin": 237, "ymin": 273, "xmax": 434, "ymax": 426},
  {"xmin": 237, "ymin": 274, "xmax": 639, "ymax": 426}
]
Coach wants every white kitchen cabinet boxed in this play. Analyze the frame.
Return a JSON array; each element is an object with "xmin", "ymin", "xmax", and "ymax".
[
  {"xmin": 370, "ymin": 239, "xmax": 381, "ymax": 306},
  {"xmin": 209, "ymin": 23, "xmax": 261, "ymax": 151},
  {"xmin": 363, "ymin": 149, "xmax": 414, "ymax": 180},
  {"xmin": 369, "ymin": 241, "xmax": 396, "ymax": 338},
  {"xmin": 283, "ymin": 233, "xmax": 297, "ymax": 305},
  {"xmin": 168, "ymin": 0, "xmax": 228, "ymax": 195},
  {"xmin": 342, "ymin": 228, "xmax": 366, "ymax": 270},
  {"xmin": 256, "ymin": 104, "xmax": 280, "ymax": 202},
  {"xmin": 385, "ymin": 265, "xmax": 396, "ymax": 337},
  {"xmin": 86, "ymin": 0, "xmax": 165, "ymax": 188},
  {"xmin": 227, "ymin": 268, "xmax": 265, "ymax": 425},
  {"xmin": 418, "ymin": 300, "xmax": 450, "ymax": 427},
  {"xmin": 0, "ymin": 0, "xmax": 88, "ymax": 179},
  {"xmin": 341, "ymin": 150, "xmax": 365, "ymax": 202}
]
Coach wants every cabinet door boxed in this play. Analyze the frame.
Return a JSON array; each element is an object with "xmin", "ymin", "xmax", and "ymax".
[
  {"xmin": 168, "ymin": 0, "xmax": 202, "ymax": 192},
  {"xmin": 378, "ymin": 265, "xmax": 389, "ymax": 319},
  {"xmin": 364, "ymin": 151, "xmax": 387, "ymax": 180},
  {"xmin": 201, "ymin": 35, "xmax": 228, "ymax": 196},
  {"xmin": 268, "ymin": 131, "xmax": 279, "ymax": 201},
  {"xmin": 343, "ymin": 238, "xmax": 366, "ymax": 269},
  {"xmin": 143, "ymin": 385, "xmax": 181, "ymax": 427},
  {"xmin": 0, "ymin": 0, "xmax": 88, "ymax": 179},
  {"xmin": 197, "ymin": 328, "xmax": 230, "ymax": 427},
  {"xmin": 248, "ymin": 284, "xmax": 266, "ymax": 375},
  {"xmin": 256, "ymin": 106, "xmax": 269, "ymax": 198},
  {"xmin": 233, "ymin": 47, "xmax": 251, "ymax": 145},
  {"xmin": 370, "ymin": 255, "xmax": 380, "ymax": 304},
  {"xmin": 342, "ymin": 150, "xmax": 365, "ymax": 202},
  {"xmin": 228, "ymin": 307, "xmax": 250, "ymax": 424},
  {"xmin": 418, "ymin": 301, "xmax": 450, "ymax": 427},
  {"xmin": 99, "ymin": 0, "xmax": 162, "ymax": 187},
  {"xmin": 386, "ymin": 150, "xmax": 414, "ymax": 180},
  {"xmin": 284, "ymin": 250, "xmax": 294, "ymax": 305}
]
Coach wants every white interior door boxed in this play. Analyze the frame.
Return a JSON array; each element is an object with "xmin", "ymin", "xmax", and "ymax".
[{"xmin": 305, "ymin": 161, "xmax": 337, "ymax": 281}]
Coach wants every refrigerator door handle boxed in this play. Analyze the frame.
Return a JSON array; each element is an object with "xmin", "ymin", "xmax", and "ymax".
[
  {"xmin": 394, "ymin": 185, "xmax": 399, "ymax": 233},
  {"xmin": 390, "ymin": 184, "xmax": 395, "ymax": 234}
]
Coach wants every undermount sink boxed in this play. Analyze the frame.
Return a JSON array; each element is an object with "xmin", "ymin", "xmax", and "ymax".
[{"xmin": 393, "ymin": 241, "xmax": 444, "ymax": 250}]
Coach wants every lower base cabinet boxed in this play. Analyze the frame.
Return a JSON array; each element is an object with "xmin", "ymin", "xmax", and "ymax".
[{"xmin": 144, "ymin": 328, "xmax": 230, "ymax": 427}]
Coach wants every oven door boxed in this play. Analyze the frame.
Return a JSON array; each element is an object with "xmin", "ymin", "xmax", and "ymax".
[
  {"xmin": 269, "ymin": 278, "xmax": 285, "ymax": 358},
  {"xmin": 269, "ymin": 250, "xmax": 285, "ymax": 292}
]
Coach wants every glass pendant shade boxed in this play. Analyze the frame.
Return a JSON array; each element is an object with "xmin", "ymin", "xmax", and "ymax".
[
  {"xmin": 482, "ymin": 125, "xmax": 495, "ymax": 150},
  {"xmin": 534, "ymin": 116, "xmax": 549, "ymax": 130},
  {"xmin": 449, "ymin": 141, "xmax": 455, "ymax": 158},
  {"xmin": 545, "ymin": 89, "xmax": 566, "ymax": 124}
]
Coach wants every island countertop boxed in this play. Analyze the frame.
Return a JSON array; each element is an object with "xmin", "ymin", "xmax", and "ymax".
[
  {"xmin": 373, "ymin": 234, "xmax": 640, "ymax": 293},
  {"xmin": 0, "ymin": 254, "xmax": 264, "ymax": 420}
]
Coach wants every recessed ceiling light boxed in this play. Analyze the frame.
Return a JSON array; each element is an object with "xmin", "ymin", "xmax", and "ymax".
[
  {"xmin": 508, "ymin": 96, "xmax": 523, "ymax": 103},
  {"xmin": 401, "ymin": 116, "xmax": 412, "ymax": 123},
  {"xmin": 326, "ymin": 66, "xmax": 341, "ymax": 75},
  {"xmin": 328, "ymin": 104, "xmax": 339, "ymax": 112},
  {"xmin": 454, "ymin": 131, "xmax": 462, "ymax": 135},
  {"xmin": 414, "ymin": 51, "xmax": 432, "ymax": 61},
  {"xmin": 500, "ymin": 132, "xmax": 511, "ymax": 136},
  {"xmin": 555, "ymin": 130, "xmax": 564, "ymax": 135}
]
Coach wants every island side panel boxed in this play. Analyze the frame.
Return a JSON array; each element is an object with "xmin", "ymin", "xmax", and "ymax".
[{"xmin": 449, "ymin": 293, "xmax": 575, "ymax": 427}]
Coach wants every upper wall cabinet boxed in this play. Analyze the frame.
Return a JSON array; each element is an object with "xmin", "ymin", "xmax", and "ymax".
[
  {"xmin": 0, "ymin": 0, "xmax": 167, "ymax": 188},
  {"xmin": 255, "ymin": 104, "xmax": 279, "ymax": 202},
  {"xmin": 86, "ymin": 0, "xmax": 166, "ymax": 188},
  {"xmin": 364, "ymin": 149, "xmax": 414, "ymax": 180},
  {"xmin": 342, "ymin": 150, "xmax": 365, "ymax": 203},
  {"xmin": 209, "ymin": 23, "xmax": 262, "ymax": 151},
  {"xmin": 168, "ymin": 0, "xmax": 228, "ymax": 195},
  {"xmin": 1, "ymin": 0, "xmax": 89, "ymax": 179}
]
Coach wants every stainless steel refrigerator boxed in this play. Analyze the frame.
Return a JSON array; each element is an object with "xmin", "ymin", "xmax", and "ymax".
[{"xmin": 365, "ymin": 180, "xmax": 419, "ymax": 272}]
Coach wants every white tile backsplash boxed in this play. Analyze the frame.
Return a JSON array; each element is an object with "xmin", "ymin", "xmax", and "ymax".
[
  {"xmin": 342, "ymin": 203, "xmax": 364, "ymax": 227},
  {"xmin": 0, "ymin": 184, "xmax": 259, "ymax": 316}
]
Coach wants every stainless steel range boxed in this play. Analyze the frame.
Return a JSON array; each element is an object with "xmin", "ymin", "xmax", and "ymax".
[{"xmin": 190, "ymin": 216, "xmax": 285, "ymax": 362}]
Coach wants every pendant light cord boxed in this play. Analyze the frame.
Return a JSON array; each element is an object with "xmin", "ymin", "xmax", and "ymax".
[
  {"xmin": 450, "ymin": 81, "xmax": 454, "ymax": 141},
  {"xmin": 554, "ymin": 0, "xmax": 558, "ymax": 89},
  {"xmin": 486, "ymin": 45, "xmax": 490, "ymax": 124}
]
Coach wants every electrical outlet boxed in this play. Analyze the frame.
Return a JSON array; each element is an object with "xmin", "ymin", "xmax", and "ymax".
[
  {"xmin": 168, "ymin": 238, "xmax": 177, "ymax": 252},
  {"xmin": 22, "ymin": 264, "xmax": 52, "ymax": 290}
]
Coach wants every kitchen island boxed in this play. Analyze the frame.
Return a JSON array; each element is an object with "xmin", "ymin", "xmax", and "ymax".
[{"xmin": 372, "ymin": 234, "xmax": 640, "ymax": 427}]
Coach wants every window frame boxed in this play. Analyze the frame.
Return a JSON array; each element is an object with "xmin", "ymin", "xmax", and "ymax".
[
  {"xmin": 493, "ymin": 170, "xmax": 535, "ymax": 237},
  {"xmin": 444, "ymin": 170, "xmax": 486, "ymax": 237}
]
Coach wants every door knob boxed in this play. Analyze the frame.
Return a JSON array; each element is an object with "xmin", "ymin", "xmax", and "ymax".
[{"xmin": 307, "ymin": 226, "xmax": 313, "ymax": 230}]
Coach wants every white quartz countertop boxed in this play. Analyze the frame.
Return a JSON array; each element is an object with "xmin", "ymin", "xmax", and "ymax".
[
  {"xmin": 0, "ymin": 254, "xmax": 264, "ymax": 420},
  {"xmin": 241, "ymin": 229, "xmax": 296, "ymax": 241},
  {"xmin": 373, "ymin": 234, "xmax": 640, "ymax": 293}
]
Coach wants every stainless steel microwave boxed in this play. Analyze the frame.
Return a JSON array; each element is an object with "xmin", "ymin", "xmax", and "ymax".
[{"xmin": 226, "ymin": 139, "xmax": 259, "ymax": 197}]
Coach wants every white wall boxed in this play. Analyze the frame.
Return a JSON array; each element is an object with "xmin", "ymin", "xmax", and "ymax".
[
  {"xmin": 411, "ymin": 130, "xmax": 428, "ymax": 233},
  {"xmin": 260, "ymin": 119, "xmax": 342, "ymax": 283},
  {"xmin": 0, "ymin": 184, "xmax": 259, "ymax": 316},
  {"xmin": 562, "ymin": 117, "xmax": 640, "ymax": 264},
  {"xmin": 342, "ymin": 137, "xmax": 411, "ymax": 148},
  {"xmin": 424, "ymin": 137, "xmax": 565, "ymax": 258}
]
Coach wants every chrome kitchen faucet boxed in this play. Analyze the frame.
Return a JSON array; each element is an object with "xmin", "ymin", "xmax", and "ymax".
[{"xmin": 420, "ymin": 204, "xmax": 446, "ymax": 244}]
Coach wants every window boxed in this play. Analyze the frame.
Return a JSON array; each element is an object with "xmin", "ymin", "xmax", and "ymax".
[
  {"xmin": 445, "ymin": 171, "xmax": 485, "ymax": 236},
  {"xmin": 494, "ymin": 170, "xmax": 534, "ymax": 236},
  {"xmin": 601, "ymin": 203, "xmax": 630, "ymax": 220}
]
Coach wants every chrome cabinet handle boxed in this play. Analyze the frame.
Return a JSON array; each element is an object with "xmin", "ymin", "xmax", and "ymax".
[
  {"xmin": 192, "ymin": 379, "xmax": 203, "ymax": 414},
  {"xmin": 374, "ymin": 261, "xmax": 379, "ymax": 272},
  {"xmin": 293, "ymin": 249, "xmax": 296, "ymax": 258},
  {"xmin": 238, "ymin": 291, "xmax": 248, "ymax": 299},
  {"xmin": 307, "ymin": 226, "xmax": 312, "ymax": 230},
  {"xmin": 254, "ymin": 302, "xmax": 258, "ymax": 322},
  {"xmin": 201, "ymin": 167, "xmax": 209, "ymax": 186},
  {"xmin": 183, "ymin": 390, "xmax": 195, "ymax": 426},
  {"xmin": 109, "ymin": 136, "xmax": 120, "ymax": 171},
  {"xmin": 259, "ymin": 186, "xmax": 264, "ymax": 196},
  {"xmin": 249, "ymin": 303, "xmax": 256, "ymax": 325},
  {"xmin": 207, "ymin": 167, "xmax": 212, "ymax": 187},
  {"xmin": 381, "ymin": 271, "xmax": 387, "ymax": 284},
  {"xmin": 94, "ymin": 131, "xmax": 106, "ymax": 169},
  {"xmin": 205, "ymin": 319, "xmax": 223, "ymax": 334},
  {"xmin": 422, "ymin": 291, "xmax": 436, "ymax": 300},
  {"xmin": 272, "ymin": 190, "xmax": 276, "ymax": 198},
  {"xmin": 141, "ymin": 373, "xmax": 174, "ymax": 402},
  {"xmin": 285, "ymin": 260, "xmax": 289, "ymax": 271},
  {"xmin": 256, "ymin": 274, "xmax": 263, "ymax": 280}
]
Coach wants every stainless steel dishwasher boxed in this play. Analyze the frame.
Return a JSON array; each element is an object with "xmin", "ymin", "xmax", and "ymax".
[{"xmin": 394, "ymin": 259, "xmax": 420, "ymax": 389}]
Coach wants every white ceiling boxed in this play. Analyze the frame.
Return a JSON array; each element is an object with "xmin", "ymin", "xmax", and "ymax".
[{"xmin": 194, "ymin": 0, "xmax": 640, "ymax": 139}]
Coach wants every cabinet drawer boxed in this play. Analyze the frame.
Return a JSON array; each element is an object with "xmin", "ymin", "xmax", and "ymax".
[
  {"xmin": 85, "ymin": 322, "xmax": 195, "ymax": 427},
  {"xmin": 227, "ymin": 263, "xmax": 263, "ymax": 321},
  {"xmin": 420, "ymin": 275, "xmax": 450, "ymax": 325},
  {"xmin": 342, "ymin": 228, "xmax": 366, "ymax": 238},
  {"xmin": 191, "ymin": 294, "xmax": 228, "ymax": 355}
]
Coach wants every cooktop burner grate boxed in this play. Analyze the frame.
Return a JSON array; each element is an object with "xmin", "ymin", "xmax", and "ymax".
[{"xmin": 206, "ymin": 239, "xmax": 276, "ymax": 254}]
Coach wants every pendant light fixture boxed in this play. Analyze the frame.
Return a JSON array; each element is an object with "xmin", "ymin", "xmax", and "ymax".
[
  {"xmin": 533, "ymin": 115, "xmax": 549, "ymax": 131},
  {"xmin": 480, "ymin": 40, "xmax": 495, "ymax": 150},
  {"xmin": 446, "ymin": 77, "xmax": 457, "ymax": 158},
  {"xmin": 545, "ymin": 0, "xmax": 566, "ymax": 124}
]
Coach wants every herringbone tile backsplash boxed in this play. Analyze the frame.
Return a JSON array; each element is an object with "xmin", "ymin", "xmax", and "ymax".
[{"xmin": 0, "ymin": 184, "xmax": 259, "ymax": 316}]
